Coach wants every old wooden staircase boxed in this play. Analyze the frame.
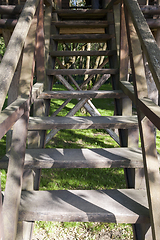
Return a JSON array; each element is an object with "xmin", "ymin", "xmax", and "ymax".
[{"xmin": 0, "ymin": 0, "xmax": 160, "ymax": 239}]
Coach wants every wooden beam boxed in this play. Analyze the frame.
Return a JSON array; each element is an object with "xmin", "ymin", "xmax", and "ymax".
[
  {"xmin": 125, "ymin": 11, "xmax": 160, "ymax": 240},
  {"xmin": 52, "ymin": 20, "xmax": 110, "ymax": 28},
  {"xmin": 2, "ymin": 108, "xmax": 29, "ymax": 239},
  {"xmin": 38, "ymin": 90, "xmax": 125, "ymax": 99},
  {"xmin": 28, "ymin": 115, "xmax": 138, "ymax": 130},
  {"xmin": 50, "ymin": 50, "xmax": 116, "ymax": 57},
  {"xmin": 47, "ymin": 68, "xmax": 118, "ymax": 75},
  {"xmin": 0, "ymin": 0, "xmax": 40, "ymax": 111},
  {"xmin": 51, "ymin": 34, "xmax": 114, "ymax": 43},
  {"xmin": 124, "ymin": 0, "xmax": 160, "ymax": 93}
]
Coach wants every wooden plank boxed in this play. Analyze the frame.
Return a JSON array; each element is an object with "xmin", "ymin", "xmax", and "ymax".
[
  {"xmin": 2, "ymin": 109, "xmax": 29, "ymax": 240},
  {"xmin": 54, "ymin": 9, "xmax": 109, "ymax": 19},
  {"xmin": 147, "ymin": 19, "xmax": 160, "ymax": 29},
  {"xmin": 47, "ymin": 68, "xmax": 118, "ymax": 75},
  {"xmin": 0, "ymin": 0, "xmax": 39, "ymax": 111},
  {"xmin": 51, "ymin": 34, "xmax": 114, "ymax": 43},
  {"xmin": 53, "ymin": 20, "xmax": 110, "ymax": 28},
  {"xmin": 0, "ymin": 19, "xmax": 17, "ymax": 29},
  {"xmin": 16, "ymin": 5, "xmax": 37, "ymax": 239},
  {"xmin": 50, "ymin": 50, "xmax": 116, "ymax": 57},
  {"xmin": 124, "ymin": 0, "xmax": 160, "ymax": 93},
  {"xmin": 141, "ymin": 5, "xmax": 160, "ymax": 15},
  {"xmin": 0, "ymin": 5, "xmax": 23, "ymax": 15},
  {"xmin": 2, "ymin": 147, "xmax": 158, "ymax": 169},
  {"xmin": 38, "ymin": 90, "xmax": 125, "ymax": 99},
  {"xmin": 59, "ymin": 28, "xmax": 105, "ymax": 34},
  {"xmin": 19, "ymin": 189, "xmax": 150, "ymax": 223},
  {"xmin": 0, "ymin": 98, "xmax": 26, "ymax": 140},
  {"xmin": 28, "ymin": 115, "xmax": 138, "ymax": 130}
]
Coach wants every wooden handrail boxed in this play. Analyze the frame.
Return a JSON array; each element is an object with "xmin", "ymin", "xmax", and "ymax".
[
  {"xmin": 123, "ymin": 0, "xmax": 160, "ymax": 93},
  {"xmin": 0, "ymin": 0, "xmax": 40, "ymax": 112}
]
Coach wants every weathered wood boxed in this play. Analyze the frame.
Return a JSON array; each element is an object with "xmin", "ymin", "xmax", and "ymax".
[
  {"xmin": 2, "ymin": 147, "xmax": 159, "ymax": 169},
  {"xmin": 19, "ymin": 189, "xmax": 149, "ymax": 223},
  {"xmin": 53, "ymin": 20, "xmax": 110, "ymax": 28},
  {"xmin": 51, "ymin": 33, "xmax": 114, "ymax": 43},
  {"xmin": 141, "ymin": 5, "xmax": 160, "ymax": 15},
  {"xmin": 54, "ymin": 9, "xmax": 109, "ymax": 20},
  {"xmin": 28, "ymin": 115, "xmax": 138, "ymax": 130},
  {"xmin": 147, "ymin": 19, "xmax": 160, "ymax": 29},
  {"xmin": 0, "ymin": 98, "xmax": 26, "ymax": 140},
  {"xmin": 59, "ymin": 28, "xmax": 105, "ymax": 34},
  {"xmin": 2, "ymin": 109, "xmax": 29, "ymax": 240},
  {"xmin": 0, "ymin": 0, "xmax": 40, "ymax": 111},
  {"xmin": 124, "ymin": 0, "xmax": 160, "ymax": 93},
  {"xmin": 0, "ymin": 19, "xmax": 17, "ymax": 29},
  {"xmin": 38, "ymin": 90, "xmax": 125, "ymax": 99},
  {"xmin": 126, "ymin": 12, "xmax": 160, "ymax": 240},
  {"xmin": 50, "ymin": 50, "xmax": 116, "ymax": 57},
  {"xmin": 0, "ymin": 5, "xmax": 23, "ymax": 15},
  {"xmin": 47, "ymin": 68, "xmax": 118, "ymax": 75},
  {"xmin": 16, "ymin": 7, "xmax": 37, "ymax": 240}
]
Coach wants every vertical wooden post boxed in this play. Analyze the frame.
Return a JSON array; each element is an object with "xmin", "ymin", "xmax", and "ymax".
[
  {"xmin": 125, "ymin": 8, "xmax": 160, "ymax": 240},
  {"xmin": 0, "ymin": 175, "xmax": 4, "ymax": 240},
  {"xmin": 15, "ymin": 10, "xmax": 37, "ymax": 240},
  {"xmin": 2, "ymin": 104, "xmax": 29, "ymax": 240}
]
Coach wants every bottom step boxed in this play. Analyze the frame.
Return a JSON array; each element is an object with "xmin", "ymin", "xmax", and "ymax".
[{"xmin": 19, "ymin": 189, "xmax": 149, "ymax": 224}]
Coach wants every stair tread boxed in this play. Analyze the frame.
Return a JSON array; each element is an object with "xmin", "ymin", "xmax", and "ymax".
[
  {"xmin": 51, "ymin": 34, "xmax": 114, "ymax": 43},
  {"xmin": 54, "ymin": 9, "xmax": 109, "ymax": 20},
  {"xmin": 19, "ymin": 189, "xmax": 149, "ymax": 223},
  {"xmin": 38, "ymin": 90, "xmax": 125, "ymax": 99},
  {"xmin": 1, "ymin": 147, "xmax": 146, "ymax": 169},
  {"xmin": 47, "ymin": 68, "xmax": 118, "ymax": 75},
  {"xmin": 28, "ymin": 116, "xmax": 138, "ymax": 130},
  {"xmin": 52, "ymin": 20, "xmax": 110, "ymax": 28},
  {"xmin": 50, "ymin": 50, "xmax": 116, "ymax": 57}
]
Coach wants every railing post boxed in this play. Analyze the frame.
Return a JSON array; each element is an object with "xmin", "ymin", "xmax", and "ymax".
[{"xmin": 124, "ymin": 3, "xmax": 160, "ymax": 238}]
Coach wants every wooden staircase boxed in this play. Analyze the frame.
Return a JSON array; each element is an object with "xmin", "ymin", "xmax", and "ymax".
[{"xmin": 1, "ymin": 0, "xmax": 160, "ymax": 239}]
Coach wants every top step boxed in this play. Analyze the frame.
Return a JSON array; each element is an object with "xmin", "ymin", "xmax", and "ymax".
[{"xmin": 54, "ymin": 9, "xmax": 109, "ymax": 20}]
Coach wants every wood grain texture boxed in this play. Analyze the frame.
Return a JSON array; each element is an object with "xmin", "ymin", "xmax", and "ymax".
[
  {"xmin": 54, "ymin": 9, "xmax": 109, "ymax": 20},
  {"xmin": 50, "ymin": 50, "xmax": 116, "ymax": 57},
  {"xmin": 38, "ymin": 90, "xmax": 125, "ymax": 99},
  {"xmin": 28, "ymin": 115, "xmax": 138, "ymax": 130},
  {"xmin": 51, "ymin": 34, "xmax": 114, "ymax": 43},
  {"xmin": 19, "ymin": 189, "xmax": 150, "ymax": 223},
  {"xmin": 0, "ymin": 0, "xmax": 39, "ymax": 111},
  {"xmin": 53, "ymin": 20, "xmax": 110, "ymax": 28},
  {"xmin": 1, "ymin": 147, "xmax": 152, "ymax": 169},
  {"xmin": 47, "ymin": 68, "xmax": 118, "ymax": 75}
]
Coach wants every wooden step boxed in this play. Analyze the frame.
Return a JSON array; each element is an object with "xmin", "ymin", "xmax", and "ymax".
[
  {"xmin": 28, "ymin": 116, "xmax": 138, "ymax": 130},
  {"xmin": 38, "ymin": 90, "xmax": 125, "ymax": 99},
  {"xmin": 59, "ymin": 28, "xmax": 105, "ymax": 34},
  {"xmin": 51, "ymin": 34, "xmax": 114, "ymax": 43},
  {"xmin": 52, "ymin": 20, "xmax": 110, "ymax": 28},
  {"xmin": 47, "ymin": 68, "xmax": 118, "ymax": 76},
  {"xmin": 50, "ymin": 50, "xmax": 116, "ymax": 57},
  {"xmin": 19, "ymin": 189, "xmax": 150, "ymax": 223},
  {"xmin": 54, "ymin": 9, "xmax": 109, "ymax": 20},
  {"xmin": 1, "ymin": 148, "xmax": 147, "ymax": 169}
]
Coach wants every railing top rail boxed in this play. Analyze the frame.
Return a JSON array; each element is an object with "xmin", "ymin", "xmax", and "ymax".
[
  {"xmin": 0, "ymin": 0, "xmax": 40, "ymax": 112},
  {"xmin": 123, "ymin": 0, "xmax": 160, "ymax": 93}
]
